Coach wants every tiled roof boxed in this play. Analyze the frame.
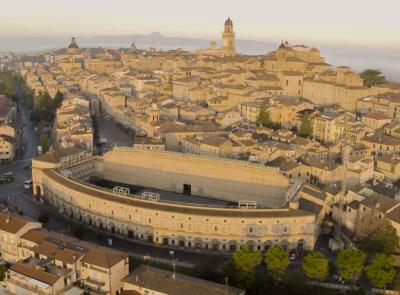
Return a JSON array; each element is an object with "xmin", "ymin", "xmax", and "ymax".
[{"xmin": 122, "ymin": 265, "xmax": 244, "ymax": 295}]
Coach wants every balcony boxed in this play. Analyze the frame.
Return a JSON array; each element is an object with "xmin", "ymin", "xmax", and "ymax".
[
  {"xmin": 85, "ymin": 277, "xmax": 105, "ymax": 287},
  {"xmin": 81, "ymin": 278, "xmax": 107, "ymax": 295}
]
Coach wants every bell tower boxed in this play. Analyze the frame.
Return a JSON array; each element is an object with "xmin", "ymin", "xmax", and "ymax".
[{"xmin": 221, "ymin": 17, "xmax": 236, "ymax": 57}]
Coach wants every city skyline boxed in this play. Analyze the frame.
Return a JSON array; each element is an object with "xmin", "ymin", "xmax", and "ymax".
[{"xmin": 0, "ymin": 0, "xmax": 399, "ymax": 48}]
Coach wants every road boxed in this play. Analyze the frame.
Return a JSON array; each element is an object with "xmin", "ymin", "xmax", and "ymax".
[
  {"xmin": 96, "ymin": 114, "xmax": 132, "ymax": 152},
  {"xmin": 0, "ymin": 97, "xmax": 38, "ymax": 206},
  {"xmin": 0, "ymin": 97, "xmax": 229, "ymax": 274}
]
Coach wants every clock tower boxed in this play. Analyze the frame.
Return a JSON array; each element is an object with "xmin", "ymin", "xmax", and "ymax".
[{"xmin": 221, "ymin": 17, "xmax": 236, "ymax": 57}]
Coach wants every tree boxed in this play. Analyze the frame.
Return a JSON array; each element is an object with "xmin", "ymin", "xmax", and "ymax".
[
  {"xmin": 337, "ymin": 248, "xmax": 366, "ymax": 283},
  {"xmin": 357, "ymin": 218, "xmax": 399, "ymax": 255},
  {"xmin": 39, "ymin": 134, "xmax": 49, "ymax": 153},
  {"xmin": 38, "ymin": 213, "xmax": 50, "ymax": 224},
  {"xmin": 53, "ymin": 90, "xmax": 64, "ymax": 109},
  {"xmin": 298, "ymin": 112, "xmax": 313, "ymax": 138},
  {"xmin": 72, "ymin": 224, "xmax": 86, "ymax": 240},
  {"xmin": 360, "ymin": 69, "xmax": 388, "ymax": 88},
  {"xmin": 224, "ymin": 245, "xmax": 262, "ymax": 290},
  {"xmin": 265, "ymin": 246, "xmax": 290, "ymax": 280},
  {"xmin": 232, "ymin": 245, "xmax": 262, "ymax": 272},
  {"xmin": 0, "ymin": 263, "xmax": 9, "ymax": 281},
  {"xmin": 366, "ymin": 254, "xmax": 396, "ymax": 289},
  {"xmin": 256, "ymin": 107, "xmax": 271, "ymax": 127},
  {"xmin": 302, "ymin": 251, "xmax": 329, "ymax": 281},
  {"xmin": 284, "ymin": 269, "xmax": 308, "ymax": 294},
  {"xmin": 31, "ymin": 90, "xmax": 56, "ymax": 124}
]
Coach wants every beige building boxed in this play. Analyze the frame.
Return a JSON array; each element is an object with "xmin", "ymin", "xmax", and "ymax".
[
  {"xmin": 0, "ymin": 135, "xmax": 15, "ymax": 162},
  {"xmin": 357, "ymin": 92, "xmax": 400, "ymax": 120},
  {"xmin": 313, "ymin": 112, "xmax": 366, "ymax": 144},
  {"xmin": 0, "ymin": 213, "xmax": 41, "ymax": 263},
  {"xmin": 58, "ymin": 37, "xmax": 83, "ymax": 71},
  {"xmin": 31, "ymin": 148, "xmax": 324, "ymax": 252},
  {"xmin": 361, "ymin": 113, "xmax": 391, "ymax": 131},
  {"xmin": 81, "ymin": 248, "xmax": 129, "ymax": 295},
  {"xmin": 360, "ymin": 133, "xmax": 400, "ymax": 156},
  {"xmin": 157, "ymin": 122, "xmax": 224, "ymax": 150},
  {"xmin": 375, "ymin": 155, "xmax": 400, "ymax": 182},
  {"xmin": 5, "ymin": 226, "xmax": 128, "ymax": 295},
  {"xmin": 196, "ymin": 18, "xmax": 236, "ymax": 57},
  {"xmin": 181, "ymin": 135, "xmax": 233, "ymax": 157}
]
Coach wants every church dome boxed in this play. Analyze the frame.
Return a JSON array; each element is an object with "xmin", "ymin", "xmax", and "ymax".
[
  {"xmin": 225, "ymin": 17, "xmax": 233, "ymax": 27},
  {"xmin": 68, "ymin": 37, "xmax": 79, "ymax": 49},
  {"xmin": 279, "ymin": 41, "xmax": 286, "ymax": 49}
]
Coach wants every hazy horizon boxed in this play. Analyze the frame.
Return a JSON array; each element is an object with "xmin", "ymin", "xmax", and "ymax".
[
  {"xmin": 1, "ymin": 32, "xmax": 399, "ymax": 81},
  {"xmin": 1, "ymin": 0, "xmax": 399, "ymax": 46},
  {"xmin": 1, "ymin": 0, "xmax": 399, "ymax": 80}
]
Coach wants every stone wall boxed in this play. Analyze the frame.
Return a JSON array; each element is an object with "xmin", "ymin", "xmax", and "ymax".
[{"xmin": 98, "ymin": 148, "xmax": 290, "ymax": 208}]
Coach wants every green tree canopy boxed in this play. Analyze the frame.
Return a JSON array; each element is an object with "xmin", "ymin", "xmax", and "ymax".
[
  {"xmin": 302, "ymin": 251, "xmax": 329, "ymax": 281},
  {"xmin": 366, "ymin": 254, "xmax": 396, "ymax": 289},
  {"xmin": 31, "ymin": 91, "xmax": 56, "ymax": 124},
  {"xmin": 223, "ymin": 245, "xmax": 262, "ymax": 290},
  {"xmin": 360, "ymin": 69, "xmax": 388, "ymax": 88},
  {"xmin": 232, "ymin": 245, "xmax": 262, "ymax": 272},
  {"xmin": 0, "ymin": 72, "xmax": 18, "ymax": 100},
  {"xmin": 39, "ymin": 134, "xmax": 49, "ymax": 153},
  {"xmin": 265, "ymin": 246, "xmax": 290, "ymax": 280},
  {"xmin": 256, "ymin": 107, "xmax": 271, "ymax": 127},
  {"xmin": 357, "ymin": 218, "xmax": 399, "ymax": 255},
  {"xmin": 298, "ymin": 112, "xmax": 313, "ymax": 138},
  {"xmin": 53, "ymin": 90, "xmax": 64, "ymax": 109},
  {"xmin": 337, "ymin": 248, "xmax": 366, "ymax": 282},
  {"xmin": 284, "ymin": 269, "xmax": 308, "ymax": 295}
]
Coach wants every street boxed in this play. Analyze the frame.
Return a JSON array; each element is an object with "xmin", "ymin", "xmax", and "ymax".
[{"xmin": 96, "ymin": 114, "xmax": 133, "ymax": 152}]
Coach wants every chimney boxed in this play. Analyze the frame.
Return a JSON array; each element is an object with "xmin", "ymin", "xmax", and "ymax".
[{"xmin": 5, "ymin": 216, "xmax": 10, "ymax": 223}]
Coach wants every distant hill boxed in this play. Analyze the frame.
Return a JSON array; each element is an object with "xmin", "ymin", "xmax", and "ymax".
[{"xmin": 86, "ymin": 32, "xmax": 276, "ymax": 55}]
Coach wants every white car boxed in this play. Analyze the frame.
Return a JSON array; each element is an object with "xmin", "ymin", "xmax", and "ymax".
[{"xmin": 289, "ymin": 253, "xmax": 297, "ymax": 261}]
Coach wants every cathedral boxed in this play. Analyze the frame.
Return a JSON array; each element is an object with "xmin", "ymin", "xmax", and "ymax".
[
  {"xmin": 66, "ymin": 37, "xmax": 80, "ymax": 55},
  {"xmin": 196, "ymin": 17, "xmax": 236, "ymax": 57},
  {"xmin": 57, "ymin": 37, "xmax": 83, "ymax": 71}
]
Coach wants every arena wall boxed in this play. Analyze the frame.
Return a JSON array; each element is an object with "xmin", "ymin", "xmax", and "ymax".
[{"xmin": 97, "ymin": 148, "xmax": 290, "ymax": 208}]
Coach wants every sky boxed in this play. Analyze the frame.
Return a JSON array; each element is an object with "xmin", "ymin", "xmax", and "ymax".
[{"xmin": 0, "ymin": 0, "xmax": 399, "ymax": 48}]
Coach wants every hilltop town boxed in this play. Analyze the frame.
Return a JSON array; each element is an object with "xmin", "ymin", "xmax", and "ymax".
[{"xmin": 0, "ymin": 17, "xmax": 400, "ymax": 295}]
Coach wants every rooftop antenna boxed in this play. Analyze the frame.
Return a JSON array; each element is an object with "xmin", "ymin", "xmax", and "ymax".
[{"xmin": 336, "ymin": 116, "xmax": 350, "ymax": 247}]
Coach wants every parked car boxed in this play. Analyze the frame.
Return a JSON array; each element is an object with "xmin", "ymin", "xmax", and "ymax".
[{"xmin": 4, "ymin": 172, "xmax": 13, "ymax": 177}]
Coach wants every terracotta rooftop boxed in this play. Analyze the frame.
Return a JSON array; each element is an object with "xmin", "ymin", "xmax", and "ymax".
[
  {"xmin": 82, "ymin": 248, "xmax": 127, "ymax": 269},
  {"xmin": 0, "ymin": 212, "xmax": 36, "ymax": 234},
  {"xmin": 122, "ymin": 265, "xmax": 244, "ymax": 295},
  {"xmin": 10, "ymin": 263, "xmax": 60, "ymax": 286}
]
